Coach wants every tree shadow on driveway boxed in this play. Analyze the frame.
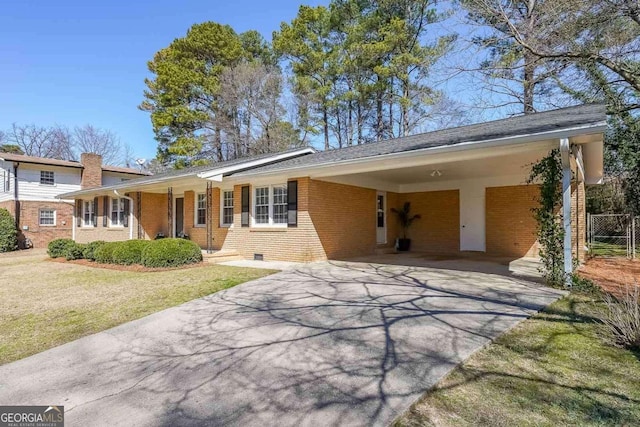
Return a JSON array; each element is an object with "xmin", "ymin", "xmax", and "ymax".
[{"xmin": 0, "ymin": 261, "xmax": 565, "ymax": 427}]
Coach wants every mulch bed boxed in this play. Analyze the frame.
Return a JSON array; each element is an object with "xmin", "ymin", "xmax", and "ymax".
[
  {"xmin": 578, "ymin": 257, "xmax": 640, "ymax": 295},
  {"xmin": 49, "ymin": 257, "xmax": 206, "ymax": 272}
]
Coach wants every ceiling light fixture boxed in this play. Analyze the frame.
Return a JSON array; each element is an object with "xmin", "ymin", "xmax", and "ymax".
[{"xmin": 430, "ymin": 169, "xmax": 442, "ymax": 177}]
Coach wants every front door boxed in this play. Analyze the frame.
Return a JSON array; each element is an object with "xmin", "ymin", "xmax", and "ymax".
[
  {"xmin": 376, "ymin": 191, "xmax": 387, "ymax": 244},
  {"xmin": 175, "ymin": 197, "xmax": 184, "ymax": 237},
  {"xmin": 459, "ymin": 185, "xmax": 486, "ymax": 252}
]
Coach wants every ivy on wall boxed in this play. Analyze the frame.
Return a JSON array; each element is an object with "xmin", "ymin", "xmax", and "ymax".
[{"xmin": 527, "ymin": 149, "xmax": 566, "ymax": 286}]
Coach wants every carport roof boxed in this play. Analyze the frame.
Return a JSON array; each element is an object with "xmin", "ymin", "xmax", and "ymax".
[{"xmin": 232, "ymin": 103, "xmax": 606, "ymax": 177}]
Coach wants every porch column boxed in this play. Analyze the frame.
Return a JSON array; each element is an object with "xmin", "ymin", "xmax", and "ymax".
[
  {"xmin": 206, "ymin": 181, "xmax": 213, "ymax": 254},
  {"xmin": 168, "ymin": 187, "xmax": 173, "ymax": 238},
  {"xmin": 560, "ymin": 138, "xmax": 573, "ymax": 287}
]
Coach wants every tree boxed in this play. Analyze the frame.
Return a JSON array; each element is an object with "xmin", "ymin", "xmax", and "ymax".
[
  {"xmin": 5, "ymin": 123, "xmax": 74, "ymax": 160},
  {"xmin": 275, "ymin": 0, "xmax": 454, "ymax": 148},
  {"xmin": 460, "ymin": 0, "xmax": 639, "ymax": 114},
  {"xmin": 217, "ymin": 61, "xmax": 304, "ymax": 157},
  {"xmin": 141, "ymin": 22, "xmax": 298, "ymax": 168},
  {"xmin": 274, "ymin": 5, "xmax": 336, "ymax": 150},
  {"xmin": 73, "ymin": 125, "xmax": 123, "ymax": 165},
  {"xmin": 140, "ymin": 22, "xmax": 245, "ymax": 166},
  {"xmin": 0, "ymin": 144, "xmax": 25, "ymax": 155}
]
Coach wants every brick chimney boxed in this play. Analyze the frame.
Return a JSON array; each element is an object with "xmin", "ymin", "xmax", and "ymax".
[{"xmin": 80, "ymin": 153, "xmax": 103, "ymax": 189}]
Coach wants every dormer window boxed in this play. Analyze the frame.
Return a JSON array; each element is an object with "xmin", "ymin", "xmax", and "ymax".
[{"xmin": 40, "ymin": 170, "xmax": 55, "ymax": 185}]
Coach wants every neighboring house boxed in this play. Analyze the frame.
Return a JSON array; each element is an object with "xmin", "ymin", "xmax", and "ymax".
[
  {"xmin": 60, "ymin": 104, "xmax": 606, "ymax": 278},
  {"xmin": 0, "ymin": 153, "xmax": 149, "ymax": 248}
]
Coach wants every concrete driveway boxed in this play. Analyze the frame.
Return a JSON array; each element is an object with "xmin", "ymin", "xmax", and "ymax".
[{"xmin": 0, "ymin": 261, "xmax": 564, "ymax": 426}]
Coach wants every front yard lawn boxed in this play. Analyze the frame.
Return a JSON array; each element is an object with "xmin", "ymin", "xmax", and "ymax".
[
  {"xmin": 0, "ymin": 251, "xmax": 275, "ymax": 365},
  {"xmin": 394, "ymin": 293, "xmax": 640, "ymax": 426}
]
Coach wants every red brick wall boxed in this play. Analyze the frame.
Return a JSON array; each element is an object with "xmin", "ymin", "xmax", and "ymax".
[
  {"xmin": 13, "ymin": 200, "xmax": 74, "ymax": 248},
  {"xmin": 80, "ymin": 153, "xmax": 102, "ymax": 189}
]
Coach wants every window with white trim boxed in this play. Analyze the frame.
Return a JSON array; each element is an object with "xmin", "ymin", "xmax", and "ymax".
[
  {"xmin": 195, "ymin": 193, "xmax": 206, "ymax": 226},
  {"xmin": 83, "ymin": 201, "xmax": 94, "ymax": 227},
  {"xmin": 40, "ymin": 170, "xmax": 55, "ymax": 185},
  {"xmin": 221, "ymin": 190, "xmax": 234, "ymax": 226},
  {"xmin": 273, "ymin": 185, "xmax": 287, "ymax": 224},
  {"xmin": 253, "ymin": 185, "xmax": 287, "ymax": 226},
  {"xmin": 2, "ymin": 170, "xmax": 9, "ymax": 193},
  {"xmin": 110, "ymin": 197, "xmax": 126, "ymax": 227},
  {"xmin": 39, "ymin": 209, "xmax": 55, "ymax": 226}
]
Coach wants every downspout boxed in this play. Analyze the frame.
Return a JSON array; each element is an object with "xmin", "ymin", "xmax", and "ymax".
[
  {"xmin": 560, "ymin": 138, "xmax": 573, "ymax": 287},
  {"xmin": 12, "ymin": 162, "xmax": 19, "ymax": 228},
  {"xmin": 114, "ymin": 190, "xmax": 134, "ymax": 240}
]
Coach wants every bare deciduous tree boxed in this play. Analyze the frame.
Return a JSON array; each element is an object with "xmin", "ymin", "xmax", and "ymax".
[
  {"xmin": 73, "ymin": 125, "xmax": 123, "ymax": 165},
  {"xmin": 6, "ymin": 123, "xmax": 75, "ymax": 159}
]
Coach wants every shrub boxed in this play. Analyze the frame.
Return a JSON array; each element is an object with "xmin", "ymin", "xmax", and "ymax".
[
  {"xmin": 94, "ymin": 242, "xmax": 121, "ymax": 264},
  {"xmin": 65, "ymin": 242, "xmax": 87, "ymax": 261},
  {"xmin": 0, "ymin": 208, "xmax": 18, "ymax": 253},
  {"xmin": 141, "ymin": 238, "xmax": 202, "ymax": 268},
  {"xmin": 111, "ymin": 240, "xmax": 152, "ymax": 265},
  {"xmin": 83, "ymin": 240, "xmax": 106, "ymax": 261},
  {"xmin": 48, "ymin": 238, "xmax": 76, "ymax": 258},
  {"xmin": 600, "ymin": 285, "xmax": 640, "ymax": 351}
]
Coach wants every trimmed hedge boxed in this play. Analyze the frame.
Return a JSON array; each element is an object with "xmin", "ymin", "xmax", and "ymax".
[
  {"xmin": 48, "ymin": 239, "xmax": 76, "ymax": 258},
  {"xmin": 65, "ymin": 243, "xmax": 87, "ymax": 261},
  {"xmin": 49, "ymin": 238, "xmax": 203, "ymax": 269},
  {"xmin": 83, "ymin": 240, "xmax": 106, "ymax": 261},
  {"xmin": 0, "ymin": 208, "xmax": 18, "ymax": 253},
  {"xmin": 94, "ymin": 242, "xmax": 121, "ymax": 264},
  {"xmin": 111, "ymin": 240, "xmax": 152, "ymax": 265},
  {"xmin": 141, "ymin": 238, "xmax": 203, "ymax": 268}
]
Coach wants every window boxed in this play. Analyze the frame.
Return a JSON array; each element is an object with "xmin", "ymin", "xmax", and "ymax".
[
  {"xmin": 83, "ymin": 201, "xmax": 95, "ymax": 227},
  {"xmin": 2, "ymin": 170, "xmax": 9, "ymax": 193},
  {"xmin": 254, "ymin": 187, "xmax": 270, "ymax": 224},
  {"xmin": 195, "ymin": 193, "xmax": 206, "ymax": 226},
  {"xmin": 110, "ymin": 198, "xmax": 125, "ymax": 227},
  {"xmin": 40, "ymin": 170, "xmax": 55, "ymax": 185},
  {"xmin": 39, "ymin": 209, "xmax": 55, "ymax": 226},
  {"xmin": 273, "ymin": 186, "xmax": 287, "ymax": 224},
  {"xmin": 221, "ymin": 190, "xmax": 234, "ymax": 226},
  {"xmin": 253, "ymin": 185, "xmax": 287, "ymax": 227}
]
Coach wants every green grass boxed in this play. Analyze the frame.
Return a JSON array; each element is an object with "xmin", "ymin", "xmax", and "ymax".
[
  {"xmin": 589, "ymin": 241, "xmax": 630, "ymax": 257},
  {"xmin": 394, "ymin": 293, "xmax": 640, "ymax": 427},
  {"xmin": 0, "ymin": 253, "xmax": 275, "ymax": 365}
]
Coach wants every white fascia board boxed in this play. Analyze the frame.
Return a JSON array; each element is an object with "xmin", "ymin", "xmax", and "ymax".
[
  {"xmin": 196, "ymin": 148, "xmax": 316, "ymax": 179},
  {"xmin": 235, "ymin": 122, "xmax": 607, "ymax": 180}
]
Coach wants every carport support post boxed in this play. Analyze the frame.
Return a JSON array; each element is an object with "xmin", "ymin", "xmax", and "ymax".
[{"xmin": 560, "ymin": 138, "xmax": 573, "ymax": 287}]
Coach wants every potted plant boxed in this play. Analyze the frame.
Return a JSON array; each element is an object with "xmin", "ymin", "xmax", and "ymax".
[{"xmin": 391, "ymin": 202, "xmax": 421, "ymax": 251}]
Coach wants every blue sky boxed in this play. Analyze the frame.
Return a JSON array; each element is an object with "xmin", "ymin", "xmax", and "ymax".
[{"xmin": 0, "ymin": 0, "xmax": 327, "ymax": 161}]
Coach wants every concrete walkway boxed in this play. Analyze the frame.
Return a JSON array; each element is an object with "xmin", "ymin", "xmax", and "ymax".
[{"xmin": 0, "ymin": 261, "xmax": 565, "ymax": 426}]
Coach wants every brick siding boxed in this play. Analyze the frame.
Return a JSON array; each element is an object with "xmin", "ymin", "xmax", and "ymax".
[
  {"xmin": 397, "ymin": 190, "xmax": 460, "ymax": 253},
  {"xmin": 0, "ymin": 200, "xmax": 74, "ymax": 248},
  {"xmin": 486, "ymin": 185, "xmax": 539, "ymax": 257},
  {"xmin": 80, "ymin": 153, "xmax": 102, "ymax": 189}
]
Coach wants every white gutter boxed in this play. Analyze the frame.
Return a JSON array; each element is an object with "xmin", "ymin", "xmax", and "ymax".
[
  {"xmin": 560, "ymin": 138, "xmax": 573, "ymax": 287},
  {"xmin": 114, "ymin": 190, "xmax": 134, "ymax": 240},
  {"xmin": 196, "ymin": 147, "xmax": 316, "ymax": 180},
  {"xmin": 233, "ymin": 122, "xmax": 607, "ymax": 179}
]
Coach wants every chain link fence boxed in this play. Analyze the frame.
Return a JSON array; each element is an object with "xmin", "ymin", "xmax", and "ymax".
[{"xmin": 588, "ymin": 214, "xmax": 634, "ymax": 258}]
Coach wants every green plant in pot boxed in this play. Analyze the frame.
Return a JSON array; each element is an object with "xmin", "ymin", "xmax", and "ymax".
[{"xmin": 391, "ymin": 202, "xmax": 421, "ymax": 251}]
